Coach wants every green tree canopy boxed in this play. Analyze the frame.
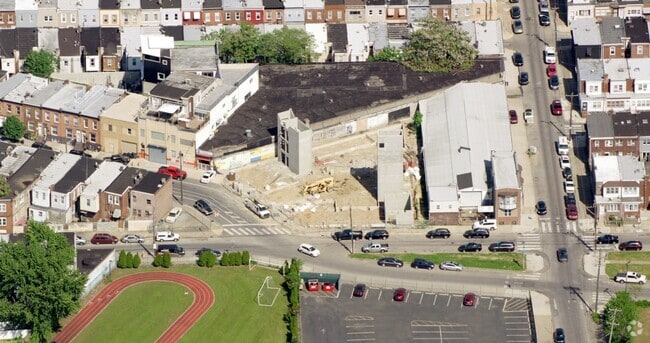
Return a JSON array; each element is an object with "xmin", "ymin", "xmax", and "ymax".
[
  {"xmin": 214, "ymin": 23, "xmax": 261, "ymax": 63},
  {"xmin": 603, "ymin": 291, "xmax": 637, "ymax": 343},
  {"xmin": 0, "ymin": 221, "xmax": 87, "ymax": 342},
  {"xmin": 368, "ymin": 46, "xmax": 403, "ymax": 63},
  {"xmin": 402, "ymin": 18, "xmax": 478, "ymax": 73},
  {"xmin": 0, "ymin": 177, "xmax": 10, "ymax": 197},
  {"xmin": 22, "ymin": 50, "xmax": 58, "ymax": 78},
  {"xmin": 1, "ymin": 115, "xmax": 26, "ymax": 142}
]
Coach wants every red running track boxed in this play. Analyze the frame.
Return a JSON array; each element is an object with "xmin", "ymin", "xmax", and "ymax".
[{"xmin": 54, "ymin": 272, "xmax": 215, "ymax": 343}]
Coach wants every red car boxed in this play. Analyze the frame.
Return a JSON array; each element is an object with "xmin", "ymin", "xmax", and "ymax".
[
  {"xmin": 322, "ymin": 282, "xmax": 335, "ymax": 292},
  {"xmin": 546, "ymin": 63, "xmax": 557, "ymax": 77},
  {"xmin": 90, "ymin": 233, "xmax": 118, "ymax": 245},
  {"xmin": 566, "ymin": 204, "xmax": 578, "ymax": 220},
  {"xmin": 157, "ymin": 166, "xmax": 187, "ymax": 180},
  {"xmin": 509, "ymin": 110, "xmax": 518, "ymax": 124},
  {"xmin": 393, "ymin": 288, "xmax": 406, "ymax": 302},
  {"xmin": 353, "ymin": 283, "xmax": 366, "ymax": 297},
  {"xmin": 306, "ymin": 279, "xmax": 319, "ymax": 292},
  {"xmin": 551, "ymin": 100, "xmax": 563, "ymax": 116},
  {"xmin": 463, "ymin": 293, "xmax": 476, "ymax": 306}
]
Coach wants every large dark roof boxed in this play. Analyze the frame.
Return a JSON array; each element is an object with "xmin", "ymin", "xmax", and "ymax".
[
  {"xmin": 612, "ymin": 112, "xmax": 639, "ymax": 137},
  {"xmin": 366, "ymin": 0, "xmax": 387, "ymax": 4},
  {"xmin": 100, "ymin": 28, "xmax": 121, "ymax": 55},
  {"xmin": 53, "ymin": 157, "xmax": 102, "ymax": 193},
  {"xmin": 200, "ymin": 60, "xmax": 502, "ymax": 155},
  {"xmin": 263, "ymin": 0, "xmax": 285, "ymax": 8},
  {"xmin": 626, "ymin": 17, "xmax": 650, "ymax": 44},
  {"xmin": 160, "ymin": 0, "xmax": 181, "ymax": 8},
  {"xmin": 140, "ymin": 0, "xmax": 160, "ymax": 9},
  {"xmin": 638, "ymin": 112, "xmax": 650, "ymax": 136},
  {"xmin": 77, "ymin": 248, "xmax": 113, "ymax": 275},
  {"xmin": 132, "ymin": 172, "xmax": 171, "ymax": 194},
  {"xmin": 325, "ymin": 0, "xmax": 345, "ymax": 4},
  {"xmin": 16, "ymin": 28, "xmax": 38, "ymax": 58},
  {"xmin": 99, "ymin": 0, "xmax": 120, "ymax": 9},
  {"xmin": 150, "ymin": 83, "xmax": 199, "ymax": 100},
  {"xmin": 327, "ymin": 24, "xmax": 348, "ymax": 52},
  {"xmin": 162, "ymin": 26, "xmax": 184, "ymax": 41},
  {"xmin": 6, "ymin": 149, "xmax": 56, "ymax": 198},
  {"xmin": 203, "ymin": 0, "xmax": 223, "ymax": 8},
  {"xmin": 80, "ymin": 27, "xmax": 101, "ymax": 55},
  {"xmin": 430, "ymin": 0, "xmax": 451, "ymax": 5},
  {"xmin": 0, "ymin": 29, "xmax": 15, "ymax": 57},
  {"xmin": 58, "ymin": 28, "xmax": 81, "ymax": 57},
  {"xmin": 105, "ymin": 167, "xmax": 146, "ymax": 194}
]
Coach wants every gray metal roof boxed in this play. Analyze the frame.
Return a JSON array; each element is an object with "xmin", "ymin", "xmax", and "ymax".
[
  {"xmin": 492, "ymin": 151, "xmax": 519, "ymax": 189},
  {"xmin": 171, "ymin": 45, "xmax": 218, "ymax": 71},
  {"xmin": 586, "ymin": 112, "xmax": 614, "ymax": 138},
  {"xmin": 577, "ymin": 58, "xmax": 604, "ymax": 81},
  {"xmin": 31, "ymin": 153, "xmax": 81, "ymax": 192},
  {"xmin": 572, "ymin": 17, "xmax": 601, "ymax": 46},
  {"xmin": 600, "ymin": 17, "xmax": 626, "ymax": 45},
  {"xmin": 0, "ymin": 74, "xmax": 29, "ymax": 99}
]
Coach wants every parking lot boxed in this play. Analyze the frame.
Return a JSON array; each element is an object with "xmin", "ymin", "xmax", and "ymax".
[{"xmin": 301, "ymin": 284, "xmax": 533, "ymax": 343}]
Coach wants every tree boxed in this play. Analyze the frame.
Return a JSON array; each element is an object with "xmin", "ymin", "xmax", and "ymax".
[
  {"xmin": 0, "ymin": 177, "xmax": 10, "ymax": 198},
  {"xmin": 162, "ymin": 253, "xmax": 171, "ymax": 268},
  {"xmin": 258, "ymin": 27, "xmax": 314, "ymax": 64},
  {"xmin": 117, "ymin": 250, "xmax": 127, "ymax": 269},
  {"xmin": 603, "ymin": 291, "xmax": 637, "ymax": 343},
  {"xmin": 368, "ymin": 47, "xmax": 403, "ymax": 62},
  {"xmin": 1, "ymin": 116, "xmax": 26, "ymax": 142},
  {"xmin": 125, "ymin": 252, "xmax": 134, "ymax": 268},
  {"xmin": 402, "ymin": 18, "xmax": 478, "ymax": 73},
  {"xmin": 215, "ymin": 24, "xmax": 261, "ymax": 63},
  {"xmin": 133, "ymin": 253, "xmax": 141, "ymax": 268},
  {"xmin": 22, "ymin": 50, "xmax": 58, "ymax": 78},
  {"xmin": 0, "ymin": 221, "xmax": 87, "ymax": 342},
  {"xmin": 242, "ymin": 251, "xmax": 250, "ymax": 265}
]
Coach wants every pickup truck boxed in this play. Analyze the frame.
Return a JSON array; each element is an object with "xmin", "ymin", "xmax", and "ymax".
[
  {"xmin": 361, "ymin": 242, "xmax": 389, "ymax": 253},
  {"xmin": 332, "ymin": 229, "xmax": 363, "ymax": 241},
  {"xmin": 244, "ymin": 198, "xmax": 270, "ymax": 219},
  {"xmin": 157, "ymin": 166, "xmax": 187, "ymax": 180},
  {"xmin": 472, "ymin": 218, "xmax": 497, "ymax": 231},
  {"xmin": 614, "ymin": 272, "xmax": 647, "ymax": 284}
]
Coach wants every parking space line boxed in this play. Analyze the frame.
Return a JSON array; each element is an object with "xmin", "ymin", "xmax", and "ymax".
[
  {"xmin": 405, "ymin": 293, "xmax": 410, "ymax": 303},
  {"xmin": 432, "ymin": 294, "xmax": 438, "ymax": 306},
  {"xmin": 447, "ymin": 295, "xmax": 452, "ymax": 307},
  {"xmin": 377, "ymin": 289, "xmax": 382, "ymax": 301},
  {"xmin": 259, "ymin": 228, "xmax": 272, "ymax": 234},
  {"xmin": 346, "ymin": 339, "xmax": 376, "ymax": 342},
  {"xmin": 346, "ymin": 325, "xmax": 374, "ymax": 328},
  {"xmin": 475, "ymin": 297, "xmax": 480, "ymax": 309},
  {"xmin": 347, "ymin": 331, "xmax": 375, "ymax": 335},
  {"xmin": 488, "ymin": 298, "xmax": 493, "ymax": 310},
  {"xmin": 418, "ymin": 292, "xmax": 424, "ymax": 304}
]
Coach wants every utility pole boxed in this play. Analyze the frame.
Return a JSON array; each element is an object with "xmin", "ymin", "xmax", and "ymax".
[
  {"xmin": 349, "ymin": 204, "xmax": 354, "ymax": 253},
  {"xmin": 608, "ymin": 307, "xmax": 620, "ymax": 343},
  {"xmin": 179, "ymin": 152, "xmax": 184, "ymax": 203},
  {"xmin": 595, "ymin": 249, "xmax": 603, "ymax": 313}
]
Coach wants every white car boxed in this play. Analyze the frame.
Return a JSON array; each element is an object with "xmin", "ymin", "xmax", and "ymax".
[
  {"xmin": 564, "ymin": 179, "xmax": 575, "ymax": 193},
  {"xmin": 559, "ymin": 155, "xmax": 571, "ymax": 169},
  {"xmin": 544, "ymin": 46, "xmax": 556, "ymax": 64},
  {"xmin": 439, "ymin": 261, "xmax": 463, "ymax": 271},
  {"xmin": 75, "ymin": 235, "xmax": 87, "ymax": 245},
  {"xmin": 165, "ymin": 207, "xmax": 183, "ymax": 223},
  {"xmin": 298, "ymin": 243, "xmax": 320, "ymax": 257},
  {"xmin": 200, "ymin": 170, "xmax": 216, "ymax": 184},
  {"xmin": 155, "ymin": 231, "xmax": 180, "ymax": 242}
]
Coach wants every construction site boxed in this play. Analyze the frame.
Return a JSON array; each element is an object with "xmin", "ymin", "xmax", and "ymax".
[{"xmin": 233, "ymin": 124, "xmax": 422, "ymax": 231}]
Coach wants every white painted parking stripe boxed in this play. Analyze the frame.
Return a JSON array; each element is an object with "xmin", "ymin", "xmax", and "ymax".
[
  {"xmin": 259, "ymin": 228, "xmax": 272, "ymax": 234},
  {"xmin": 223, "ymin": 228, "xmax": 234, "ymax": 235},
  {"xmin": 266, "ymin": 227, "xmax": 281, "ymax": 234},
  {"xmin": 243, "ymin": 228, "xmax": 257, "ymax": 235},
  {"xmin": 280, "ymin": 228, "xmax": 291, "ymax": 234},
  {"xmin": 347, "ymin": 331, "xmax": 375, "ymax": 335}
]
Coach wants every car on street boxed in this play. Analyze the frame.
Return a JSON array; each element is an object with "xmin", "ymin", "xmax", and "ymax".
[
  {"xmin": 566, "ymin": 204, "xmax": 578, "ymax": 220},
  {"xmin": 509, "ymin": 110, "xmax": 518, "ymax": 124},
  {"xmin": 157, "ymin": 166, "xmax": 187, "ymax": 180},
  {"xmin": 107, "ymin": 154, "xmax": 130, "ymax": 165},
  {"xmin": 565, "ymin": 193, "xmax": 577, "ymax": 206},
  {"xmin": 393, "ymin": 288, "xmax": 406, "ymax": 302},
  {"xmin": 557, "ymin": 248, "xmax": 568, "ymax": 262},
  {"xmin": 554, "ymin": 328, "xmax": 565, "ymax": 343},
  {"xmin": 512, "ymin": 52, "xmax": 524, "ymax": 66},
  {"xmin": 120, "ymin": 234, "xmax": 144, "ymax": 243},
  {"xmin": 564, "ymin": 179, "xmax": 575, "ymax": 193},
  {"xmin": 489, "ymin": 241, "xmax": 516, "ymax": 252},
  {"xmin": 562, "ymin": 167, "xmax": 573, "ymax": 180},
  {"xmin": 353, "ymin": 283, "xmax": 367, "ymax": 297},
  {"xmin": 165, "ymin": 207, "xmax": 182, "ymax": 223},
  {"xmin": 75, "ymin": 235, "xmax": 87, "ymax": 245},
  {"xmin": 544, "ymin": 46, "xmax": 556, "ymax": 64},
  {"xmin": 524, "ymin": 108, "xmax": 534, "ymax": 122},
  {"xmin": 463, "ymin": 293, "xmax": 476, "ymax": 306},
  {"xmin": 31, "ymin": 142, "xmax": 52, "ymax": 150},
  {"xmin": 463, "ymin": 229, "xmax": 490, "ymax": 239},
  {"xmin": 551, "ymin": 100, "xmax": 563, "ymax": 115},
  {"xmin": 298, "ymin": 243, "xmax": 320, "ymax": 257},
  {"xmin": 539, "ymin": 14, "xmax": 551, "ymax": 26},
  {"xmin": 155, "ymin": 231, "xmax": 180, "ymax": 242},
  {"xmin": 619, "ymin": 241, "xmax": 643, "ymax": 251},
  {"xmin": 458, "ymin": 242, "xmax": 482, "ymax": 252},
  {"xmin": 193, "ymin": 199, "xmax": 215, "ymax": 216},
  {"xmin": 559, "ymin": 155, "xmax": 571, "ymax": 169},
  {"xmin": 200, "ymin": 170, "xmax": 216, "ymax": 183},
  {"xmin": 91, "ymin": 233, "xmax": 118, "ymax": 245},
  {"xmin": 439, "ymin": 261, "xmax": 463, "ymax": 271},
  {"xmin": 509, "ymin": 0, "xmax": 518, "ymax": 3},
  {"xmin": 512, "ymin": 20, "xmax": 523, "ymax": 34},
  {"xmin": 547, "ymin": 63, "xmax": 557, "ymax": 77},
  {"xmin": 536, "ymin": 200, "xmax": 548, "ymax": 215},
  {"xmin": 518, "ymin": 72, "xmax": 529, "ymax": 86},
  {"xmin": 365, "ymin": 229, "xmax": 389, "ymax": 240},
  {"xmin": 69, "ymin": 149, "xmax": 92, "ymax": 157},
  {"xmin": 510, "ymin": 6, "xmax": 521, "ymax": 19},
  {"xmin": 377, "ymin": 257, "xmax": 404, "ymax": 267},
  {"xmin": 426, "ymin": 228, "xmax": 451, "ymax": 239},
  {"xmin": 597, "ymin": 234, "xmax": 619, "ymax": 244},
  {"xmin": 548, "ymin": 75, "xmax": 560, "ymax": 90},
  {"xmin": 411, "ymin": 258, "xmax": 435, "ymax": 270},
  {"xmin": 195, "ymin": 248, "xmax": 222, "ymax": 257}
]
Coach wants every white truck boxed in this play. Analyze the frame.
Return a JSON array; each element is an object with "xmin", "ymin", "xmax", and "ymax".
[
  {"xmin": 244, "ymin": 198, "xmax": 270, "ymax": 219},
  {"xmin": 155, "ymin": 231, "xmax": 180, "ymax": 242},
  {"xmin": 615, "ymin": 272, "xmax": 647, "ymax": 284},
  {"xmin": 544, "ymin": 46, "xmax": 556, "ymax": 64},
  {"xmin": 361, "ymin": 242, "xmax": 389, "ymax": 253},
  {"xmin": 472, "ymin": 218, "xmax": 497, "ymax": 231}
]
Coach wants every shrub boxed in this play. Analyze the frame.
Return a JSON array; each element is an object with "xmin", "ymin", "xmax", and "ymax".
[
  {"xmin": 126, "ymin": 252, "xmax": 134, "ymax": 268},
  {"xmin": 197, "ymin": 251, "xmax": 208, "ymax": 267},
  {"xmin": 220, "ymin": 252, "xmax": 230, "ymax": 266},
  {"xmin": 206, "ymin": 252, "xmax": 217, "ymax": 267},
  {"xmin": 234, "ymin": 251, "xmax": 242, "ymax": 266},
  {"xmin": 117, "ymin": 250, "xmax": 126, "ymax": 269},
  {"xmin": 637, "ymin": 299, "xmax": 650, "ymax": 308},
  {"xmin": 133, "ymin": 253, "xmax": 141, "ymax": 268},
  {"xmin": 153, "ymin": 254, "xmax": 162, "ymax": 267},
  {"xmin": 242, "ymin": 250, "xmax": 250, "ymax": 265},
  {"xmin": 162, "ymin": 252, "xmax": 172, "ymax": 268}
]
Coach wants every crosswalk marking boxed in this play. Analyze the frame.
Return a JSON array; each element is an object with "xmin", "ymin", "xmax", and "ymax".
[
  {"xmin": 517, "ymin": 233, "xmax": 541, "ymax": 251},
  {"xmin": 539, "ymin": 220, "xmax": 577, "ymax": 233},
  {"xmin": 513, "ymin": 273, "xmax": 542, "ymax": 281},
  {"xmin": 222, "ymin": 226, "xmax": 292, "ymax": 236}
]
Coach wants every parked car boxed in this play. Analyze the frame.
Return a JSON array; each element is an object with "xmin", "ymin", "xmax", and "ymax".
[
  {"xmin": 365, "ymin": 229, "xmax": 389, "ymax": 240},
  {"xmin": 564, "ymin": 179, "xmax": 575, "ymax": 193},
  {"xmin": 518, "ymin": 72, "xmax": 529, "ymax": 86},
  {"xmin": 512, "ymin": 52, "xmax": 524, "ymax": 66},
  {"xmin": 91, "ymin": 233, "xmax": 118, "ymax": 245},
  {"xmin": 597, "ymin": 234, "xmax": 619, "ymax": 244},
  {"xmin": 566, "ymin": 204, "xmax": 578, "ymax": 220},
  {"xmin": 565, "ymin": 193, "xmax": 577, "ymax": 206},
  {"xmin": 155, "ymin": 231, "xmax": 180, "ymax": 242},
  {"xmin": 556, "ymin": 248, "xmax": 568, "ymax": 262},
  {"xmin": 200, "ymin": 170, "xmax": 216, "ymax": 184},
  {"xmin": 69, "ymin": 149, "xmax": 92, "ymax": 157},
  {"xmin": 195, "ymin": 248, "xmax": 222, "ymax": 257},
  {"xmin": 194, "ymin": 199, "xmax": 215, "ymax": 216},
  {"xmin": 524, "ymin": 108, "xmax": 534, "ymax": 122},
  {"xmin": 554, "ymin": 328, "xmax": 565, "ymax": 343},
  {"xmin": 547, "ymin": 63, "xmax": 557, "ymax": 77},
  {"xmin": 559, "ymin": 155, "xmax": 570, "ymax": 169},
  {"xmin": 157, "ymin": 166, "xmax": 187, "ymax": 180},
  {"xmin": 512, "ymin": 20, "xmax": 523, "ymax": 34},
  {"xmin": 426, "ymin": 228, "xmax": 450, "ymax": 239},
  {"xmin": 510, "ymin": 6, "xmax": 521, "ymax": 20},
  {"xmin": 562, "ymin": 167, "xmax": 573, "ymax": 180},
  {"xmin": 509, "ymin": 0, "xmax": 518, "ymax": 3},
  {"xmin": 411, "ymin": 258, "xmax": 435, "ymax": 270},
  {"xmin": 473, "ymin": 218, "xmax": 497, "ymax": 230},
  {"xmin": 458, "ymin": 242, "xmax": 482, "ymax": 252},
  {"xmin": 463, "ymin": 293, "xmax": 476, "ymax": 306},
  {"xmin": 120, "ymin": 234, "xmax": 144, "ymax": 243},
  {"xmin": 619, "ymin": 241, "xmax": 643, "ymax": 251},
  {"xmin": 377, "ymin": 257, "xmax": 404, "ymax": 268},
  {"xmin": 75, "ymin": 235, "xmax": 87, "ymax": 245},
  {"xmin": 539, "ymin": 14, "xmax": 551, "ymax": 26},
  {"xmin": 439, "ymin": 261, "xmax": 463, "ymax": 272},
  {"xmin": 509, "ymin": 110, "xmax": 518, "ymax": 124},
  {"xmin": 551, "ymin": 100, "xmax": 563, "ymax": 115},
  {"xmin": 536, "ymin": 200, "xmax": 548, "ymax": 215},
  {"xmin": 298, "ymin": 243, "xmax": 320, "ymax": 257},
  {"xmin": 165, "ymin": 207, "xmax": 183, "ymax": 223},
  {"xmin": 393, "ymin": 288, "xmax": 406, "ymax": 302},
  {"xmin": 107, "ymin": 154, "xmax": 130, "ymax": 164},
  {"xmin": 463, "ymin": 229, "xmax": 490, "ymax": 239},
  {"xmin": 353, "ymin": 283, "xmax": 367, "ymax": 297},
  {"xmin": 156, "ymin": 244, "xmax": 185, "ymax": 256},
  {"xmin": 548, "ymin": 75, "xmax": 560, "ymax": 90},
  {"xmin": 489, "ymin": 241, "xmax": 516, "ymax": 252},
  {"xmin": 322, "ymin": 282, "xmax": 336, "ymax": 292},
  {"xmin": 31, "ymin": 142, "xmax": 52, "ymax": 150}
]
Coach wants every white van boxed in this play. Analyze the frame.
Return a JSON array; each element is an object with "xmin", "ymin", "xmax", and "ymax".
[
  {"xmin": 557, "ymin": 136, "xmax": 569, "ymax": 155},
  {"xmin": 155, "ymin": 231, "xmax": 180, "ymax": 242}
]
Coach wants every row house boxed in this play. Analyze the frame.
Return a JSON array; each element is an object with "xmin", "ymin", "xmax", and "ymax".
[
  {"xmin": 57, "ymin": 0, "xmax": 79, "ymax": 28},
  {"xmin": 58, "ymin": 27, "xmax": 83, "ymax": 73},
  {"xmin": 567, "ymin": 0, "xmax": 644, "ymax": 25},
  {"xmin": 99, "ymin": 0, "xmax": 120, "ymax": 27},
  {"xmin": 81, "ymin": 27, "xmax": 122, "ymax": 72},
  {"xmin": 365, "ymin": 0, "xmax": 407, "ymax": 24},
  {"xmin": 129, "ymin": 170, "xmax": 173, "ymax": 221},
  {"xmin": 79, "ymin": 160, "xmax": 125, "ymax": 221},
  {"xmin": 345, "ymin": 0, "xmax": 366, "ymax": 23},
  {"xmin": 324, "ymin": 0, "xmax": 345, "ymax": 24},
  {"xmin": 29, "ymin": 152, "xmax": 81, "ymax": 223},
  {"xmin": 0, "ymin": 28, "xmax": 37, "ymax": 75},
  {"xmin": 140, "ymin": 0, "xmax": 161, "ymax": 26},
  {"xmin": 408, "ymin": 0, "xmax": 430, "ymax": 23},
  {"xmin": 100, "ymin": 93, "xmax": 146, "ymax": 155},
  {"xmin": 0, "ymin": 0, "xmax": 16, "ymax": 28},
  {"xmin": 430, "ymin": 0, "xmax": 452, "ymax": 20},
  {"xmin": 101, "ymin": 166, "xmax": 143, "ymax": 222},
  {"xmin": 593, "ymin": 155, "xmax": 645, "ymax": 224},
  {"xmin": 222, "ymin": 0, "xmax": 263, "ymax": 26},
  {"xmin": 37, "ymin": 0, "xmax": 58, "ymax": 28},
  {"xmin": 181, "ymin": 0, "xmax": 203, "ymax": 25},
  {"xmin": 120, "ymin": 0, "xmax": 142, "ymax": 27},
  {"xmin": 15, "ymin": 0, "xmax": 37, "ymax": 28},
  {"xmin": 202, "ymin": 0, "xmax": 223, "ymax": 26},
  {"xmin": 586, "ymin": 112, "xmax": 650, "ymax": 161},
  {"xmin": 49, "ymin": 156, "xmax": 101, "ymax": 225},
  {"xmin": 283, "ymin": 0, "xmax": 305, "ymax": 25},
  {"xmin": 305, "ymin": 0, "xmax": 325, "ymax": 24},
  {"xmin": 79, "ymin": 0, "xmax": 101, "ymax": 28},
  {"xmin": 161, "ymin": 0, "xmax": 182, "ymax": 26}
]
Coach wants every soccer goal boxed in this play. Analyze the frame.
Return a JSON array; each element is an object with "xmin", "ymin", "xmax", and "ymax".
[{"xmin": 257, "ymin": 276, "xmax": 282, "ymax": 307}]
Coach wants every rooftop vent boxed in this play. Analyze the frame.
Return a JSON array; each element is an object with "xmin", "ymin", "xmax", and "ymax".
[{"xmin": 245, "ymin": 129, "xmax": 252, "ymax": 138}]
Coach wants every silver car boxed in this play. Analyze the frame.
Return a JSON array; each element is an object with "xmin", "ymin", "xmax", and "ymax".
[
  {"xmin": 512, "ymin": 20, "xmax": 523, "ymax": 34},
  {"xmin": 439, "ymin": 261, "xmax": 464, "ymax": 271},
  {"xmin": 120, "ymin": 234, "xmax": 145, "ymax": 243}
]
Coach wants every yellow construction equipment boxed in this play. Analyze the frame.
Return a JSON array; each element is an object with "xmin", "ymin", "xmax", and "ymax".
[{"xmin": 302, "ymin": 177, "xmax": 334, "ymax": 195}]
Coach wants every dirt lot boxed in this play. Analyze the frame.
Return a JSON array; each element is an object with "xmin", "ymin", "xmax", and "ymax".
[{"xmin": 235, "ymin": 124, "xmax": 421, "ymax": 229}]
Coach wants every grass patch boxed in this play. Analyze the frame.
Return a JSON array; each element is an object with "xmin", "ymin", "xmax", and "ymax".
[
  {"xmin": 606, "ymin": 264, "xmax": 650, "ymax": 279},
  {"xmin": 350, "ymin": 252, "xmax": 525, "ymax": 271},
  {"xmin": 606, "ymin": 251, "xmax": 650, "ymax": 261},
  {"xmin": 75, "ymin": 266, "xmax": 288, "ymax": 343},
  {"xmin": 74, "ymin": 282, "xmax": 192, "ymax": 343},
  {"xmin": 635, "ymin": 307, "xmax": 650, "ymax": 342}
]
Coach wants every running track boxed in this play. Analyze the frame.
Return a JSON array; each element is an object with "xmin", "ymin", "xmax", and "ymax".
[{"xmin": 54, "ymin": 272, "xmax": 215, "ymax": 343}]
